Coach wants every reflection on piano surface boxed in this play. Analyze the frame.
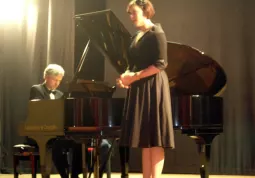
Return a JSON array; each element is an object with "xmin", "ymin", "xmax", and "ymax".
[{"xmin": 19, "ymin": 9, "xmax": 227, "ymax": 178}]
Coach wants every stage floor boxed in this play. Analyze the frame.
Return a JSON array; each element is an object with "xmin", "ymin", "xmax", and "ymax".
[{"xmin": 0, "ymin": 173, "xmax": 254, "ymax": 178}]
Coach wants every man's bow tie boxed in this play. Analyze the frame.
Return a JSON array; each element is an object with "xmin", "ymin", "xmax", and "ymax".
[{"xmin": 49, "ymin": 90, "xmax": 56, "ymax": 94}]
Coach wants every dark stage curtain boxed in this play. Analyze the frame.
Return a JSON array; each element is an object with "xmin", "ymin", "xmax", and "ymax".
[
  {"xmin": 0, "ymin": 0, "xmax": 75, "ymax": 170},
  {"xmin": 210, "ymin": 0, "xmax": 255, "ymax": 174}
]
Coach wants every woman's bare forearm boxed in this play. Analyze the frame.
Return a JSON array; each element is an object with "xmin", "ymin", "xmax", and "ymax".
[{"xmin": 135, "ymin": 65, "xmax": 160, "ymax": 80}]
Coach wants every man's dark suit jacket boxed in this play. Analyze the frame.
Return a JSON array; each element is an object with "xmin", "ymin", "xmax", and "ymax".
[{"xmin": 29, "ymin": 83, "xmax": 63, "ymax": 100}]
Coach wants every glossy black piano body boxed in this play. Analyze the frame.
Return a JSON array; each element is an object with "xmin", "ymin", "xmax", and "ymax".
[
  {"xmin": 64, "ymin": 97, "xmax": 124, "ymax": 138},
  {"xmin": 172, "ymin": 95, "xmax": 223, "ymax": 130},
  {"xmin": 65, "ymin": 97, "xmax": 123, "ymax": 128},
  {"xmin": 166, "ymin": 42, "xmax": 226, "ymax": 132}
]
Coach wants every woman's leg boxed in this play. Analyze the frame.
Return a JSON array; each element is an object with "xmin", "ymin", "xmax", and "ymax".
[
  {"xmin": 151, "ymin": 147, "xmax": 165, "ymax": 178},
  {"xmin": 142, "ymin": 148, "xmax": 152, "ymax": 178}
]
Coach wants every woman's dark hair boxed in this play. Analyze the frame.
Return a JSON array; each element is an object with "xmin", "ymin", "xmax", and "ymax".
[{"xmin": 127, "ymin": 0, "xmax": 155, "ymax": 19}]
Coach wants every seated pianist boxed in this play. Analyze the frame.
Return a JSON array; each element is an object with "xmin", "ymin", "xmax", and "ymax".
[{"xmin": 28, "ymin": 63, "xmax": 111, "ymax": 178}]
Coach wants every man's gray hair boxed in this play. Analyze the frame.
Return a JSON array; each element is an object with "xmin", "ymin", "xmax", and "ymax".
[{"xmin": 43, "ymin": 64, "xmax": 65, "ymax": 78}]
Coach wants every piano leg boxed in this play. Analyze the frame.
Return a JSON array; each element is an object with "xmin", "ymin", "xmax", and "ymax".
[
  {"xmin": 191, "ymin": 134, "xmax": 218, "ymax": 178},
  {"xmin": 82, "ymin": 143, "xmax": 88, "ymax": 178},
  {"xmin": 197, "ymin": 142, "xmax": 211, "ymax": 178},
  {"xmin": 87, "ymin": 138, "xmax": 100, "ymax": 178},
  {"xmin": 94, "ymin": 139, "xmax": 100, "ymax": 178},
  {"xmin": 30, "ymin": 136, "xmax": 55, "ymax": 178}
]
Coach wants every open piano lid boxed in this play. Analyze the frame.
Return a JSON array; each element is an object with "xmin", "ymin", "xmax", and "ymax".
[
  {"xmin": 166, "ymin": 42, "xmax": 227, "ymax": 96},
  {"xmin": 75, "ymin": 9, "xmax": 131, "ymax": 75}
]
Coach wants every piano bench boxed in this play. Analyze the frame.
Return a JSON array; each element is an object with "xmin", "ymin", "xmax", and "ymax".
[{"xmin": 13, "ymin": 144, "xmax": 39, "ymax": 178}]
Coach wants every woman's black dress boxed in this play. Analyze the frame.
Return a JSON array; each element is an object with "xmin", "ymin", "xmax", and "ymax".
[{"xmin": 120, "ymin": 24, "xmax": 175, "ymax": 148}]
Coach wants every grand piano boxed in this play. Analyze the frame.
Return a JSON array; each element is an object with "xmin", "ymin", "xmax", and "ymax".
[
  {"xmin": 166, "ymin": 42, "xmax": 226, "ymax": 178},
  {"xmin": 19, "ymin": 9, "xmax": 227, "ymax": 178}
]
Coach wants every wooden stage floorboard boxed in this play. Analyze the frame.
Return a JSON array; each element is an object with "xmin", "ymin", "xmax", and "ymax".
[{"xmin": 0, "ymin": 173, "xmax": 254, "ymax": 178}]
